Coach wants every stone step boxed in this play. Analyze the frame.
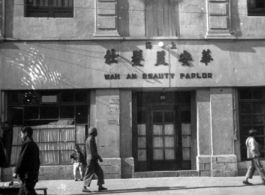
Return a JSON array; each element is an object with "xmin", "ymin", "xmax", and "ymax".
[{"xmin": 133, "ymin": 170, "xmax": 199, "ymax": 178}]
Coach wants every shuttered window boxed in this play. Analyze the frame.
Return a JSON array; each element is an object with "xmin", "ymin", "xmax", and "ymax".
[
  {"xmin": 145, "ymin": 0, "xmax": 178, "ymax": 37},
  {"xmin": 25, "ymin": 0, "xmax": 74, "ymax": 17}
]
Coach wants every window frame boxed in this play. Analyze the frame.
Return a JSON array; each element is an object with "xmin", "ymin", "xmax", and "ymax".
[
  {"xmin": 9, "ymin": 90, "xmax": 89, "ymax": 166},
  {"xmin": 25, "ymin": 0, "xmax": 74, "ymax": 18},
  {"xmin": 238, "ymin": 88, "xmax": 265, "ymax": 161}
]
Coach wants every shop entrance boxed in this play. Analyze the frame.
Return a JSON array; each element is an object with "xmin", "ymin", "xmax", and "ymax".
[
  {"xmin": 133, "ymin": 91, "xmax": 193, "ymax": 171},
  {"xmin": 149, "ymin": 106, "xmax": 180, "ymax": 170}
]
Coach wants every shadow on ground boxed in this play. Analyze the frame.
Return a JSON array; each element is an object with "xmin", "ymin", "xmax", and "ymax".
[{"xmin": 53, "ymin": 184, "xmax": 255, "ymax": 195}]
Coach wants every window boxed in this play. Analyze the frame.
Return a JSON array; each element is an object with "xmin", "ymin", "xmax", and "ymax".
[
  {"xmin": 9, "ymin": 90, "xmax": 89, "ymax": 165},
  {"xmin": 239, "ymin": 88, "xmax": 265, "ymax": 160},
  {"xmin": 25, "ymin": 0, "xmax": 74, "ymax": 17},
  {"xmin": 247, "ymin": 0, "xmax": 265, "ymax": 16},
  {"xmin": 145, "ymin": 0, "xmax": 178, "ymax": 37}
]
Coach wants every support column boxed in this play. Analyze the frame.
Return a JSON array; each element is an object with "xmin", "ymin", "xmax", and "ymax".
[
  {"xmin": 196, "ymin": 88, "xmax": 212, "ymax": 176},
  {"xmin": 206, "ymin": 0, "xmax": 234, "ymax": 39},
  {"xmin": 120, "ymin": 90, "xmax": 134, "ymax": 178},
  {"xmin": 96, "ymin": 89, "xmax": 121, "ymax": 178},
  {"xmin": 210, "ymin": 88, "xmax": 237, "ymax": 177}
]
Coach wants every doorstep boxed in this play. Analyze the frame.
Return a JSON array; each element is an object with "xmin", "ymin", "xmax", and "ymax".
[{"xmin": 133, "ymin": 170, "xmax": 199, "ymax": 178}]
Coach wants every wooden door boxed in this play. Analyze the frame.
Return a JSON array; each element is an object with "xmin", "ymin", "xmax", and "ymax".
[{"xmin": 149, "ymin": 107, "xmax": 181, "ymax": 170}]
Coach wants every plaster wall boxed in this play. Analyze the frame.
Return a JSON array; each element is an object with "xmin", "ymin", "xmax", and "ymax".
[
  {"xmin": 196, "ymin": 89, "xmax": 211, "ymax": 156},
  {"xmin": 210, "ymin": 88, "xmax": 234, "ymax": 155},
  {"xmin": 4, "ymin": 0, "xmax": 265, "ymax": 40},
  {"xmin": 1, "ymin": 40, "xmax": 265, "ymax": 90},
  {"xmin": 95, "ymin": 89, "xmax": 120, "ymax": 158}
]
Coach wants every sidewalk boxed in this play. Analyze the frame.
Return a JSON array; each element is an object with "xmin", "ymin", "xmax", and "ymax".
[{"xmin": 32, "ymin": 176, "xmax": 265, "ymax": 195}]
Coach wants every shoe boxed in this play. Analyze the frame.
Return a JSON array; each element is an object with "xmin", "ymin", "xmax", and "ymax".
[
  {"xmin": 98, "ymin": 186, "xmax": 107, "ymax": 191},
  {"xmin": 82, "ymin": 187, "xmax": 91, "ymax": 192},
  {"xmin": 80, "ymin": 178, "xmax": 83, "ymax": 181},
  {"xmin": 74, "ymin": 179, "xmax": 78, "ymax": 181},
  {"xmin": 243, "ymin": 180, "xmax": 253, "ymax": 185}
]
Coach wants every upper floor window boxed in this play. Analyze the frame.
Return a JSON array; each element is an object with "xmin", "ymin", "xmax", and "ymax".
[
  {"xmin": 25, "ymin": 0, "xmax": 74, "ymax": 18},
  {"xmin": 145, "ymin": 0, "xmax": 178, "ymax": 37},
  {"xmin": 248, "ymin": 0, "xmax": 265, "ymax": 16}
]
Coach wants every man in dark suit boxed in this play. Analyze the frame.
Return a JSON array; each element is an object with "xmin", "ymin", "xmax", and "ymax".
[
  {"xmin": 13, "ymin": 126, "xmax": 40, "ymax": 195},
  {"xmin": 82, "ymin": 127, "xmax": 107, "ymax": 192}
]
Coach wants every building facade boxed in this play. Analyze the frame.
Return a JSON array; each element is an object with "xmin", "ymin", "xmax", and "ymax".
[{"xmin": 1, "ymin": 0, "xmax": 265, "ymax": 180}]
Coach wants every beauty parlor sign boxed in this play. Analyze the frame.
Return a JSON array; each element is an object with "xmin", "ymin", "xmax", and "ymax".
[{"xmin": 104, "ymin": 72, "xmax": 213, "ymax": 80}]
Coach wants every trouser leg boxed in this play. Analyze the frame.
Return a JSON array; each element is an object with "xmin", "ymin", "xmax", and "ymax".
[
  {"xmin": 95, "ymin": 162, "xmax": 104, "ymax": 186},
  {"xmin": 245, "ymin": 159, "xmax": 255, "ymax": 179},
  {"xmin": 83, "ymin": 160, "xmax": 96, "ymax": 187},
  {"xmin": 253, "ymin": 158, "xmax": 265, "ymax": 181},
  {"xmin": 18, "ymin": 180, "xmax": 37, "ymax": 195},
  {"xmin": 79, "ymin": 164, "xmax": 84, "ymax": 178},
  {"xmin": 73, "ymin": 163, "xmax": 78, "ymax": 179}
]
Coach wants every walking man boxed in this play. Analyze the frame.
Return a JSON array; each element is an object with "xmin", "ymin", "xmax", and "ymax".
[
  {"xmin": 13, "ymin": 126, "xmax": 40, "ymax": 195},
  {"xmin": 82, "ymin": 127, "xmax": 107, "ymax": 192},
  {"xmin": 243, "ymin": 129, "xmax": 265, "ymax": 185},
  {"xmin": 70, "ymin": 144, "xmax": 85, "ymax": 181}
]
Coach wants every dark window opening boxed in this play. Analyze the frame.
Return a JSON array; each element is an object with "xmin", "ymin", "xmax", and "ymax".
[
  {"xmin": 239, "ymin": 88, "xmax": 265, "ymax": 160},
  {"xmin": 25, "ymin": 0, "xmax": 74, "ymax": 18},
  {"xmin": 248, "ymin": 0, "xmax": 265, "ymax": 16}
]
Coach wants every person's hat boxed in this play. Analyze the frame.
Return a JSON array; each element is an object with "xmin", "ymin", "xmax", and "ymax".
[
  {"xmin": 88, "ymin": 127, "xmax": 97, "ymax": 135},
  {"xmin": 248, "ymin": 129, "xmax": 257, "ymax": 135}
]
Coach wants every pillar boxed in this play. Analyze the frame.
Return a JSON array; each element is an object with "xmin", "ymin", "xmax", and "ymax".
[
  {"xmin": 210, "ymin": 88, "xmax": 237, "ymax": 177},
  {"xmin": 96, "ymin": 89, "xmax": 121, "ymax": 178},
  {"xmin": 120, "ymin": 90, "xmax": 134, "ymax": 178},
  {"xmin": 197, "ymin": 88, "xmax": 238, "ymax": 177}
]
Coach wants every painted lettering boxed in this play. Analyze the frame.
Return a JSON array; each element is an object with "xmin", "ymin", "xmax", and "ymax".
[
  {"xmin": 104, "ymin": 74, "xmax": 120, "ymax": 80},
  {"xmin": 180, "ymin": 73, "xmax": 185, "ymax": 79},
  {"xmin": 180, "ymin": 73, "xmax": 213, "ymax": 79},
  {"xmin": 126, "ymin": 74, "xmax": 138, "ymax": 79}
]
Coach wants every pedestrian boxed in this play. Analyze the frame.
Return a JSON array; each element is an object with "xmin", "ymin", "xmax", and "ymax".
[
  {"xmin": 13, "ymin": 126, "xmax": 40, "ymax": 195},
  {"xmin": 243, "ymin": 129, "xmax": 265, "ymax": 185},
  {"xmin": 70, "ymin": 144, "xmax": 85, "ymax": 181},
  {"xmin": 0, "ymin": 136, "xmax": 6, "ymax": 167},
  {"xmin": 1, "ymin": 121, "xmax": 12, "ymax": 166},
  {"xmin": 82, "ymin": 127, "xmax": 107, "ymax": 192}
]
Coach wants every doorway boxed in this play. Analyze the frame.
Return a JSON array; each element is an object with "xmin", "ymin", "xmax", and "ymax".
[{"xmin": 133, "ymin": 91, "xmax": 193, "ymax": 171}]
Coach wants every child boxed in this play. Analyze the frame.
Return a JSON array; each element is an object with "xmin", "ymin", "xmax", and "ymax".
[{"xmin": 70, "ymin": 145, "xmax": 85, "ymax": 181}]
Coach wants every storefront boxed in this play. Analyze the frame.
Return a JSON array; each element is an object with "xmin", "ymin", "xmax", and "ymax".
[{"xmin": 1, "ymin": 39, "xmax": 265, "ymax": 180}]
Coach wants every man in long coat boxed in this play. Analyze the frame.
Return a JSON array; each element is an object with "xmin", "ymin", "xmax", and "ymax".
[
  {"xmin": 13, "ymin": 126, "xmax": 40, "ymax": 195},
  {"xmin": 82, "ymin": 127, "xmax": 107, "ymax": 192}
]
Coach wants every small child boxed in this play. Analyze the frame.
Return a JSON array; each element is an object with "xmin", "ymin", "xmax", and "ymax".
[{"xmin": 70, "ymin": 145, "xmax": 85, "ymax": 181}]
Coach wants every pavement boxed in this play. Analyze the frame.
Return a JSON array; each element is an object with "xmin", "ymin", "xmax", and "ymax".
[{"xmin": 26, "ymin": 176, "xmax": 265, "ymax": 195}]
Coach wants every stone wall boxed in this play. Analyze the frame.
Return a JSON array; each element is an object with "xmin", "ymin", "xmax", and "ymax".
[{"xmin": 197, "ymin": 155, "xmax": 238, "ymax": 177}]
